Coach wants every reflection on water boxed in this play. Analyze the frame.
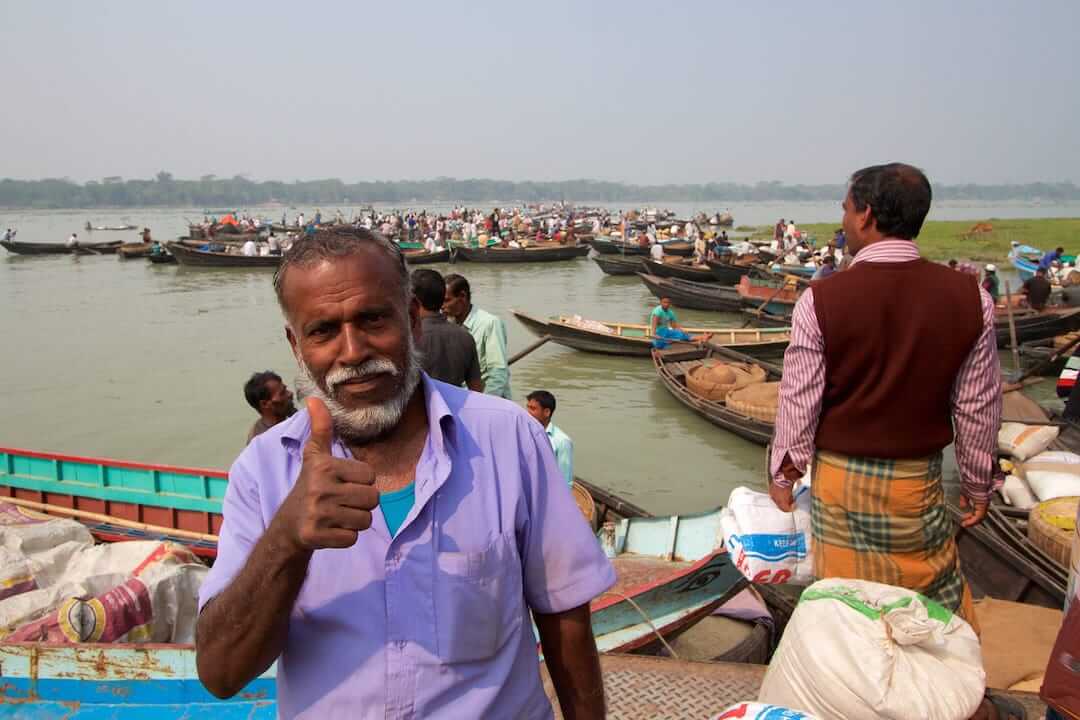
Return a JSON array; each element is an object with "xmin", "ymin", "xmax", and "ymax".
[{"xmin": 1, "ymin": 203, "xmax": 1072, "ymax": 514}]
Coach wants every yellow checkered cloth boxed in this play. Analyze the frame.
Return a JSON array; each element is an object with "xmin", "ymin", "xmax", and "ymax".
[{"xmin": 812, "ymin": 449, "xmax": 979, "ymax": 632}]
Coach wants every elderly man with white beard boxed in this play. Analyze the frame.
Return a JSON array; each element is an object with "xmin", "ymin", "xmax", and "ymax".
[{"xmin": 195, "ymin": 230, "xmax": 614, "ymax": 720}]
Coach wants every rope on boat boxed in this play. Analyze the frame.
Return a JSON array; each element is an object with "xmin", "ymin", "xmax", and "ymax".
[{"xmin": 611, "ymin": 590, "xmax": 681, "ymax": 659}]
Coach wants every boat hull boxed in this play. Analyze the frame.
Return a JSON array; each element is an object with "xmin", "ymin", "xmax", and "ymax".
[
  {"xmin": 706, "ymin": 260, "xmax": 755, "ymax": 285},
  {"xmin": 652, "ymin": 346, "xmax": 779, "ymax": 446},
  {"xmin": 166, "ymin": 242, "xmax": 282, "ymax": 268},
  {"xmin": 1, "ymin": 240, "xmax": 123, "ymax": 255},
  {"xmin": 403, "ymin": 249, "xmax": 450, "ymax": 264},
  {"xmin": 592, "ymin": 255, "xmax": 644, "ymax": 276},
  {"xmin": 640, "ymin": 258, "xmax": 717, "ymax": 283},
  {"xmin": 452, "ymin": 244, "xmax": 590, "ymax": 263},
  {"xmin": 638, "ymin": 274, "xmax": 743, "ymax": 312}
]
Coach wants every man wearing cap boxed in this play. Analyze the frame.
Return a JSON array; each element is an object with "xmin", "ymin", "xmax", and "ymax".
[
  {"xmin": 770, "ymin": 163, "xmax": 1002, "ymax": 634},
  {"xmin": 982, "ymin": 264, "xmax": 1000, "ymax": 302}
]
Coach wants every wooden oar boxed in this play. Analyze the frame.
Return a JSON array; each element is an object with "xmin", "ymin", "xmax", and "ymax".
[
  {"xmin": 508, "ymin": 335, "xmax": 551, "ymax": 365},
  {"xmin": 1004, "ymin": 281, "xmax": 1021, "ymax": 373},
  {"xmin": 1, "ymin": 495, "xmax": 218, "ymax": 543}
]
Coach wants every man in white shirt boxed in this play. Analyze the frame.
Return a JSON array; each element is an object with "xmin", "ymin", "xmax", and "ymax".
[
  {"xmin": 267, "ymin": 233, "xmax": 281, "ymax": 256},
  {"xmin": 424, "ymin": 235, "xmax": 437, "ymax": 253},
  {"xmin": 242, "ymin": 238, "xmax": 257, "ymax": 257},
  {"xmin": 297, "ymin": 213, "xmax": 305, "ymax": 228},
  {"xmin": 66, "ymin": 233, "xmax": 78, "ymax": 248},
  {"xmin": 650, "ymin": 241, "xmax": 665, "ymax": 261}
]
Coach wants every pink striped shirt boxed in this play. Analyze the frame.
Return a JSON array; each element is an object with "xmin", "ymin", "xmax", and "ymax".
[{"xmin": 769, "ymin": 239, "xmax": 1003, "ymax": 502}]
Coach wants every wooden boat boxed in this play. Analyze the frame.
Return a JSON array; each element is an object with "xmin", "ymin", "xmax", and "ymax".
[
  {"xmin": 85, "ymin": 223, "xmax": 138, "ymax": 231},
  {"xmin": 1, "ymin": 239, "xmax": 123, "ymax": 255},
  {"xmin": 512, "ymin": 310, "xmax": 790, "ymax": 359},
  {"xmin": 148, "ymin": 251, "xmax": 177, "ymax": 265},
  {"xmin": 452, "ymin": 244, "xmax": 590, "ymax": 263},
  {"xmin": 659, "ymin": 239, "xmax": 693, "ymax": 257},
  {"xmin": 401, "ymin": 248, "xmax": 451, "ymax": 264},
  {"xmin": 0, "ymin": 446, "xmax": 225, "ymax": 551},
  {"xmin": 187, "ymin": 226, "xmax": 261, "ymax": 240},
  {"xmin": 640, "ymin": 257, "xmax": 717, "ymax": 283},
  {"xmin": 706, "ymin": 258, "xmax": 756, "ymax": 285},
  {"xmin": 588, "ymin": 236, "xmax": 649, "ymax": 256},
  {"xmin": 166, "ymin": 241, "xmax": 282, "ymax": 268},
  {"xmin": 1018, "ymin": 336, "xmax": 1075, "ymax": 376},
  {"xmin": 638, "ymin": 274, "xmax": 743, "ymax": 312},
  {"xmin": 951, "ymin": 503, "xmax": 1068, "ymax": 609},
  {"xmin": 592, "ymin": 254, "xmax": 644, "ymax": 276},
  {"xmin": 995, "ymin": 307, "xmax": 1080, "ymax": 347},
  {"xmin": 116, "ymin": 242, "xmax": 153, "ymax": 259},
  {"xmin": 735, "ymin": 276, "xmax": 801, "ymax": 315},
  {"xmin": 652, "ymin": 345, "xmax": 782, "ymax": 446}
]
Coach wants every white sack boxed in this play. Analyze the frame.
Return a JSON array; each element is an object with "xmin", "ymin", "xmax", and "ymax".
[
  {"xmin": 998, "ymin": 422, "xmax": 1059, "ymax": 461},
  {"xmin": 759, "ymin": 578, "xmax": 985, "ymax": 720},
  {"xmin": 1015, "ymin": 451, "xmax": 1080, "ymax": 501},
  {"xmin": 721, "ymin": 484, "xmax": 812, "ymax": 585}
]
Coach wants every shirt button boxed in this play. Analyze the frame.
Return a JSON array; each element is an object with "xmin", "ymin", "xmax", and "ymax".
[{"xmin": 396, "ymin": 640, "xmax": 406, "ymax": 649}]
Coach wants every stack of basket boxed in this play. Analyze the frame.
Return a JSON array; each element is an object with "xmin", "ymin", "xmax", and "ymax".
[{"xmin": 685, "ymin": 360, "xmax": 781, "ymax": 423}]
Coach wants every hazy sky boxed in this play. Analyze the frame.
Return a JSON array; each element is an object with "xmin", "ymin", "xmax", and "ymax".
[{"xmin": 2, "ymin": 1, "xmax": 1077, "ymax": 185}]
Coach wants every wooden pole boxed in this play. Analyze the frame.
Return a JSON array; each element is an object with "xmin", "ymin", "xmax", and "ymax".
[
  {"xmin": 741, "ymin": 278, "xmax": 793, "ymax": 328},
  {"xmin": 1004, "ymin": 281, "xmax": 1021, "ymax": 373},
  {"xmin": 508, "ymin": 335, "xmax": 551, "ymax": 365},
  {"xmin": 0, "ymin": 495, "xmax": 219, "ymax": 543}
]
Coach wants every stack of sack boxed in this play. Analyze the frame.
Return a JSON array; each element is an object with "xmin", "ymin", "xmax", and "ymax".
[
  {"xmin": 759, "ymin": 578, "xmax": 986, "ymax": 720},
  {"xmin": 0, "ymin": 500, "xmax": 207, "ymax": 643},
  {"xmin": 721, "ymin": 474, "xmax": 813, "ymax": 586},
  {"xmin": 999, "ymin": 450, "xmax": 1080, "ymax": 510}
]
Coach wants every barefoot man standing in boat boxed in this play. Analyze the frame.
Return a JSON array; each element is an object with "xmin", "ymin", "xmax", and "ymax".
[
  {"xmin": 769, "ymin": 163, "xmax": 1002, "ymax": 632},
  {"xmin": 196, "ymin": 229, "xmax": 613, "ymax": 719}
]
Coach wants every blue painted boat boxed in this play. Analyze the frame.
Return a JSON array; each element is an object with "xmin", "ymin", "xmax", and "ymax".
[{"xmin": 1009, "ymin": 243, "xmax": 1043, "ymax": 282}]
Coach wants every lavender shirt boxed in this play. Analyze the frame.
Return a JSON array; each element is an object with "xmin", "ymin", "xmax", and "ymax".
[{"xmin": 198, "ymin": 374, "xmax": 615, "ymax": 719}]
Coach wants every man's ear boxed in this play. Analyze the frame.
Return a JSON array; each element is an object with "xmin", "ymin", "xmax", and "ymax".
[{"xmin": 286, "ymin": 325, "xmax": 299, "ymax": 361}]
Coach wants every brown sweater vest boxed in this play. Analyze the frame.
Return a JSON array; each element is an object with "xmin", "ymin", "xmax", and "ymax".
[{"xmin": 812, "ymin": 257, "xmax": 983, "ymax": 458}]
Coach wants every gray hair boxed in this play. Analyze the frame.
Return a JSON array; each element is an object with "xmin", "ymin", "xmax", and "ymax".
[{"xmin": 273, "ymin": 228, "xmax": 411, "ymax": 316}]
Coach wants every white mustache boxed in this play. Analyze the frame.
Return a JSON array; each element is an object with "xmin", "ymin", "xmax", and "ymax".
[{"xmin": 325, "ymin": 359, "xmax": 400, "ymax": 392}]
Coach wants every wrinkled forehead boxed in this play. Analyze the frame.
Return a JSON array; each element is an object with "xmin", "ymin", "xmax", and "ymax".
[{"xmin": 280, "ymin": 250, "xmax": 407, "ymax": 324}]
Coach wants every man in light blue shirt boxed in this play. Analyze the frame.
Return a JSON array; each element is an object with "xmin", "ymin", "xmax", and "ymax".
[
  {"xmin": 443, "ymin": 274, "xmax": 513, "ymax": 399},
  {"xmin": 526, "ymin": 390, "xmax": 573, "ymax": 487}
]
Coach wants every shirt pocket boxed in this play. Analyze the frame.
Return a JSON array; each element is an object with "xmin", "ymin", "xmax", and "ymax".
[{"xmin": 434, "ymin": 531, "xmax": 524, "ymax": 664}]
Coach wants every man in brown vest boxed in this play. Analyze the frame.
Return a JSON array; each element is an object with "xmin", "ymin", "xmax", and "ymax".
[{"xmin": 768, "ymin": 163, "xmax": 1002, "ymax": 630}]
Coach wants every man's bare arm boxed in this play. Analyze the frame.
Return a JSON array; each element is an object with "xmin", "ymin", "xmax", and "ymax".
[
  {"xmin": 535, "ymin": 603, "xmax": 605, "ymax": 720},
  {"xmin": 196, "ymin": 522, "xmax": 310, "ymax": 698}
]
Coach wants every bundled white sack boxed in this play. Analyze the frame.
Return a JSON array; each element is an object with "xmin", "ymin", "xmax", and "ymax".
[
  {"xmin": 712, "ymin": 702, "xmax": 820, "ymax": 720},
  {"xmin": 999, "ymin": 474, "xmax": 1039, "ymax": 509},
  {"xmin": 998, "ymin": 422, "xmax": 1059, "ymax": 461},
  {"xmin": 759, "ymin": 578, "xmax": 985, "ymax": 720},
  {"xmin": 0, "ymin": 502, "xmax": 93, "ymax": 555},
  {"xmin": 721, "ymin": 483, "xmax": 812, "ymax": 585},
  {"xmin": 1015, "ymin": 450, "xmax": 1080, "ymax": 501}
]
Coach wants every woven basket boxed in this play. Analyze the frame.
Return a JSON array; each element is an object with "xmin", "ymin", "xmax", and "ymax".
[
  {"xmin": 571, "ymin": 482, "xmax": 597, "ymax": 529},
  {"xmin": 1028, "ymin": 496, "xmax": 1078, "ymax": 568},
  {"xmin": 686, "ymin": 361, "xmax": 766, "ymax": 402},
  {"xmin": 726, "ymin": 382, "xmax": 780, "ymax": 423}
]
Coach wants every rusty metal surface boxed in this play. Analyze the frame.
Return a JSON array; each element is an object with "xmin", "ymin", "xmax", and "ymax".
[
  {"xmin": 542, "ymin": 654, "xmax": 1047, "ymax": 719},
  {"xmin": 542, "ymin": 655, "xmax": 766, "ymax": 719}
]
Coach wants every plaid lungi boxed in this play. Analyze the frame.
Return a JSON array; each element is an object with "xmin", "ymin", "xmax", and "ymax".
[{"xmin": 811, "ymin": 449, "xmax": 979, "ymax": 632}]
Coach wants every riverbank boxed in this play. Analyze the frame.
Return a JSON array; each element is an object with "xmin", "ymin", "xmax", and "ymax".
[{"xmin": 744, "ymin": 217, "xmax": 1080, "ymax": 262}]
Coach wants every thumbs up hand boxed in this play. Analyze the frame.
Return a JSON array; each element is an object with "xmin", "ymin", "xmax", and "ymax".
[{"xmin": 273, "ymin": 397, "xmax": 379, "ymax": 551}]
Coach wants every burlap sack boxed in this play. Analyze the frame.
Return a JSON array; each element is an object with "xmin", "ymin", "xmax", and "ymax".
[
  {"xmin": 686, "ymin": 362, "xmax": 766, "ymax": 401},
  {"xmin": 726, "ymin": 381, "xmax": 780, "ymax": 423}
]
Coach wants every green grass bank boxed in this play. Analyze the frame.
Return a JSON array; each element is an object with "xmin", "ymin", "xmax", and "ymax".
[{"xmin": 741, "ymin": 217, "xmax": 1080, "ymax": 263}]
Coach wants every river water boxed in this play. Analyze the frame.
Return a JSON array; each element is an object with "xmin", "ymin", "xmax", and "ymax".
[{"xmin": 1, "ymin": 201, "xmax": 1075, "ymax": 515}]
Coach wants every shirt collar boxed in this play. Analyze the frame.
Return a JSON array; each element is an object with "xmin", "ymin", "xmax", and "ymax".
[{"xmin": 850, "ymin": 238, "xmax": 921, "ymax": 266}]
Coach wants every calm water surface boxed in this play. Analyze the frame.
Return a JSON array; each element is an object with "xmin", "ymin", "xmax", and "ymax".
[{"xmin": 1, "ymin": 203, "xmax": 1073, "ymax": 514}]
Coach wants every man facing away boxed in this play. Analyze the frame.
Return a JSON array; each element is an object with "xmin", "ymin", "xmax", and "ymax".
[
  {"xmin": 526, "ymin": 390, "xmax": 573, "ymax": 487},
  {"xmin": 1023, "ymin": 266, "xmax": 1053, "ymax": 311},
  {"xmin": 196, "ymin": 230, "xmax": 613, "ymax": 719},
  {"xmin": 442, "ymin": 274, "xmax": 513, "ymax": 399},
  {"xmin": 410, "ymin": 269, "xmax": 484, "ymax": 392},
  {"xmin": 770, "ymin": 163, "xmax": 1001, "ymax": 632},
  {"xmin": 243, "ymin": 370, "xmax": 296, "ymax": 443}
]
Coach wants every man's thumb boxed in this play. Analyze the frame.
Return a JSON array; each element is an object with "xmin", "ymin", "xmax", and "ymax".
[{"xmin": 305, "ymin": 397, "xmax": 333, "ymax": 453}]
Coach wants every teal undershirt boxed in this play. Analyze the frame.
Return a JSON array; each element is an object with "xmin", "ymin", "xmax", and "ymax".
[{"xmin": 380, "ymin": 483, "xmax": 416, "ymax": 538}]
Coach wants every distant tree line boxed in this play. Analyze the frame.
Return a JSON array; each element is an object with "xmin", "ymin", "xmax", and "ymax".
[{"xmin": 1, "ymin": 173, "xmax": 1077, "ymax": 209}]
